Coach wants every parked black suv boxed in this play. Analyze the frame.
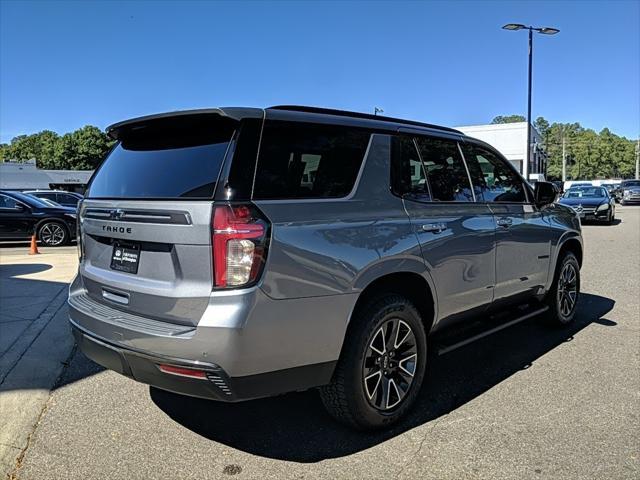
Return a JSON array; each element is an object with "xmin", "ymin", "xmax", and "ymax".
[{"xmin": 0, "ymin": 190, "xmax": 77, "ymax": 246}]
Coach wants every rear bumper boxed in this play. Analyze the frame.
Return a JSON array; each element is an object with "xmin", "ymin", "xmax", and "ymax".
[
  {"xmin": 70, "ymin": 321, "xmax": 335, "ymax": 402},
  {"xmin": 68, "ymin": 274, "xmax": 355, "ymax": 401}
]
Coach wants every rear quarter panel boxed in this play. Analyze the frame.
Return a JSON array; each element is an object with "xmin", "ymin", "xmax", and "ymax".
[{"xmin": 254, "ymin": 134, "xmax": 431, "ymax": 303}]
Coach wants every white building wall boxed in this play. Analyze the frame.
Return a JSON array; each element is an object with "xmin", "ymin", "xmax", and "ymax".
[
  {"xmin": 0, "ymin": 161, "xmax": 93, "ymax": 190},
  {"xmin": 455, "ymin": 122, "xmax": 544, "ymax": 179}
]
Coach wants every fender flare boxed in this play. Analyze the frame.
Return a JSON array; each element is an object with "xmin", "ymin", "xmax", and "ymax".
[
  {"xmin": 349, "ymin": 255, "xmax": 439, "ymax": 326},
  {"xmin": 547, "ymin": 231, "xmax": 583, "ymax": 289}
]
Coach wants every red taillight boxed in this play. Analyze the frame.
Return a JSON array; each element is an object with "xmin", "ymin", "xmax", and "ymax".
[
  {"xmin": 158, "ymin": 364, "xmax": 207, "ymax": 379},
  {"xmin": 212, "ymin": 203, "xmax": 269, "ymax": 288}
]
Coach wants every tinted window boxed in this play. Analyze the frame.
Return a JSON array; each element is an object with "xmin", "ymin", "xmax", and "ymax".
[
  {"xmin": 88, "ymin": 120, "xmax": 235, "ymax": 199},
  {"xmin": 415, "ymin": 136, "xmax": 473, "ymax": 202},
  {"xmin": 8, "ymin": 191, "xmax": 50, "ymax": 208},
  {"xmin": 0, "ymin": 194, "xmax": 19, "ymax": 209},
  {"xmin": 35, "ymin": 193, "xmax": 56, "ymax": 201},
  {"xmin": 391, "ymin": 136, "xmax": 430, "ymax": 200},
  {"xmin": 253, "ymin": 121, "xmax": 370, "ymax": 199},
  {"xmin": 57, "ymin": 193, "xmax": 80, "ymax": 206},
  {"xmin": 462, "ymin": 145, "xmax": 527, "ymax": 203},
  {"xmin": 564, "ymin": 187, "xmax": 606, "ymax": 198}
]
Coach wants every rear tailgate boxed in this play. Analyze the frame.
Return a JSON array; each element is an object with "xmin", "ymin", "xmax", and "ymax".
[
  {"xmin": 79, "ymin": 200, "xmax": 214, "ymax": 326},
  {"xmin": 77, "ymin": 112, "xmax": 238, "ymax": 326}
]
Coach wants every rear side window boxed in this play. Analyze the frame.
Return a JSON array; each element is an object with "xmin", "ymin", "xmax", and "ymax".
[
  {"xmin": 415, "ymin": 136, "xmax": 473, "ymax": 202},
  {"xmin": 87, "ymin": 117, "xmax": 235, "ymax": 199},
  {"xmin": 253, "ymin": 121, "xmax": 370, "ymax": 199},
  {"xmin": 391, "ymin": 136, "xmax": 430, "ymax": 200},
  {"xmin": 58, "ymin": 193, "xmax": 80, "ymax": 205},
  {"xmin": 462, "ymin": 144, "xmax": 527, "ymax": 203}
]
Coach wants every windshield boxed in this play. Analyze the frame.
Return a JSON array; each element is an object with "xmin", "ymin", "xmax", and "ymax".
[
  {"xmin": 622, "ymin": 180, "xmax": 640, "ymax": 188},
  {"xmin": 38, "ymin": 198, "xmax": 62, "ymax": 207},
  {"xmin": 10, "ymin": 191, "xmax": 53, "ymax": 208},
  {"xmin": 563, "ymin": 187, "xmax": 606, "ymax": 198}
]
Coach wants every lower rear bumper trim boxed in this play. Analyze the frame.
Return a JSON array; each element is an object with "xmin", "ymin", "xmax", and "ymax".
[{"xmin": 70, "ymin": 320, "xmax": 336, "ymax": 402}]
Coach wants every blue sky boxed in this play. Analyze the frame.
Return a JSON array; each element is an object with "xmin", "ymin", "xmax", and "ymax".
[{"xmin": 1, "ymin": 0, "xmax": 638, "ymax": 143}]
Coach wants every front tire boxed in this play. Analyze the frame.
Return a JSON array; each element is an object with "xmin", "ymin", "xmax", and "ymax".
[
  {"xmin": 319, "ymin": 294, "xmax": 427, "ymax": 430},
  {"xmin": 545, "ymin": 252, "xmax": 580, "ymax": 325},
  {"xmin": 38, "ymin": 221, "xmax": 69, "ymax": 247}
]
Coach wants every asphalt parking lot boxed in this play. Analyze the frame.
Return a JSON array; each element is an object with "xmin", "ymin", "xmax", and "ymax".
[{"xmin": 2, "ymin": 206, "xmax": 639, "ymax": 479}]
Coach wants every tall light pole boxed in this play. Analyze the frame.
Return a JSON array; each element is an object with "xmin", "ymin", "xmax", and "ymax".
[{"xmin": 502, "ymin": 23, "xmax": 559, "ymax": 180}]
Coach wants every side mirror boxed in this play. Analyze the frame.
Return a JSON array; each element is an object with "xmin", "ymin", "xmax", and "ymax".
[
  {"xmin": 534, "ymin": 181, "xmax": 557, "ymax": 207},
  {"xmin": 14, "ymin": 203, "xmax": 26, "ymax": 211}
]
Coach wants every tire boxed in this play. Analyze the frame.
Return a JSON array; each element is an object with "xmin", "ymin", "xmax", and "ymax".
[
  {"xmin": 544, "ymin": 252, "xmax": 580, "ymax": 325},
  {"xmin": 319, "ymin": 294, "xmax": 427, "ymax": 430},
  {"xmin": 37, "ymin": 221, "xmax": 69, "ymax": 247}
]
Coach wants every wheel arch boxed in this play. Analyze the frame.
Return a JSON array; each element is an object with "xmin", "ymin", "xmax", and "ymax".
[
  {"xmin": 348, "ymin": 270, "xmax": 437, "ymax": 339},
  {"xmin": 558, "ymin": 236, "xmax": 583, "ymax": 268}
]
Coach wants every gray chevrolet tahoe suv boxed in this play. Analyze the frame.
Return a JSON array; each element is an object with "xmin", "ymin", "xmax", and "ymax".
[{"xmin": 69, "ymin": 106, "xmax": 583, "ymax": 430}]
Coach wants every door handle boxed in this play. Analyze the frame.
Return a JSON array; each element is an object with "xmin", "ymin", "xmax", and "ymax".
[
  {"xmin": 422, "ymin": 223, "xmax": 448, "ymax": 233},
  {"xmin": 496, "ymin": 217, "xmax": 513, "ymax": 228}
]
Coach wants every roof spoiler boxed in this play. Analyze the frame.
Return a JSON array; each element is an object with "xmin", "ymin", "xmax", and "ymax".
[{"xmin": 105, "ymin": 107, "xmax": 263, "ymax": 140}]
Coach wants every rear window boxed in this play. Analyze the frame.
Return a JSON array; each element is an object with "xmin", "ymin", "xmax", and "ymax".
[
  {"xmin": 87, "ymin": 117, "xmax": 235, "ymax": 199},
  {"xmin": 253, "ymin": 121, "xmax": 370, "ymax": 199}
]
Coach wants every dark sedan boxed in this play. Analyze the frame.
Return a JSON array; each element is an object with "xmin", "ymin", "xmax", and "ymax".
[
  {"xmin": 558, "ymin": 186, "xmax": 616, "ymax": 224},
  {"xmin": 0, "ymin": 190, "xmax": 77, "ymax": 246}
]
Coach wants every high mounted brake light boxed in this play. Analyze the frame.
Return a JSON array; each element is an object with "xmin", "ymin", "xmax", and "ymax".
[{"xmin": 212, "ymin": 203, "xmax": 270, "ymax": 288}]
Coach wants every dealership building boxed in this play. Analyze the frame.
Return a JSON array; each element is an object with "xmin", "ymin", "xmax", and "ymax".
[
  {"xmin": 455, "ymin": 122, "xmax": 547, "ymax": 180},
  {"xmin": 0, "ymin": 160, "xmax": 94, "ymax": 192}
]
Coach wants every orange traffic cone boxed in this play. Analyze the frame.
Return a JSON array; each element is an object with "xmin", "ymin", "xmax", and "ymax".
[{"xmin": 29, "ymin": 234, "xmax": 40, "ymax": 255}]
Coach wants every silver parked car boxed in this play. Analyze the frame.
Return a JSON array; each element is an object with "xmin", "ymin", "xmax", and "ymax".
[
  {"xmin": 69, "ymin": 106, "xmax": 583, "ymax": 430},
  {"xmin": 620, "ymin": 179, "xmax": 640, "ymax": 205}
]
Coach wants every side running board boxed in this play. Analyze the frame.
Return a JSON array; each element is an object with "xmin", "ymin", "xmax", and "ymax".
[{"xmin": 437, "ymin": 305, "xmax": 549, "ymax": 355}]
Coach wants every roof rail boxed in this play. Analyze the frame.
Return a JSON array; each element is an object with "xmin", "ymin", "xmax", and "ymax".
[{"xmin": 267, "ymin": 105, "xmax": 462, "ymax": 134}]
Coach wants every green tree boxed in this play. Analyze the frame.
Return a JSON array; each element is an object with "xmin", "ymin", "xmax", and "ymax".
[
  {"xmin": 0, "ymin": 143, "xmax": 9, "ymax": 162},
  {"xmin": 69, "ymin": 125, "xmax": 113, "ymax": 169},
  {"xmin": 534, "ymin": 116, "xmax": 550, "ymax": 139},
  {"xmin": 491, "ymin": 114, "xmax": 526, "ymax": 124},
  {"xmin": 536, "ymin": 120, "xmax": 637, "ymax": 180},
  {"xmin": 3, "ymin": 126, "xmax": 113, "ymax": 170}
]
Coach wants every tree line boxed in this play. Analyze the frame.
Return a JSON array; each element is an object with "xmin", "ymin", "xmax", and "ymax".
[
  {"xmin": 0, "ymin": 126, "xmax": 115, "ymax": 170},
  {"xmin": 491, "ymin": 115, "xmax": 638, "ymax": 180},
  {"xmin": 1, "ymin": 118, "xmax": 637, "ymax": 179}
]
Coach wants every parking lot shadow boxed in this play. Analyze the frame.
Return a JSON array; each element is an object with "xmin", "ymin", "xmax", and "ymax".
[{"xmin": 151, "ymin": 292, "xmax": 615, "ymax": 463}]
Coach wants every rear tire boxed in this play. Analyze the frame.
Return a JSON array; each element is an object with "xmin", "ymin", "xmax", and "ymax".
[
  {"xmin": 544, "ymin": 252, "xmax": 580, "ymax": 325},
  {"xmin": 319, "ymin": 294, "xmax": 427, "ymax": 430}
]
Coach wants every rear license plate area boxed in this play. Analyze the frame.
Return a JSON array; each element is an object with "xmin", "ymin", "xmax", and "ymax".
[{"xmin": 110, "ymin": 242, "xmax": 140, "ymax": 274}]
